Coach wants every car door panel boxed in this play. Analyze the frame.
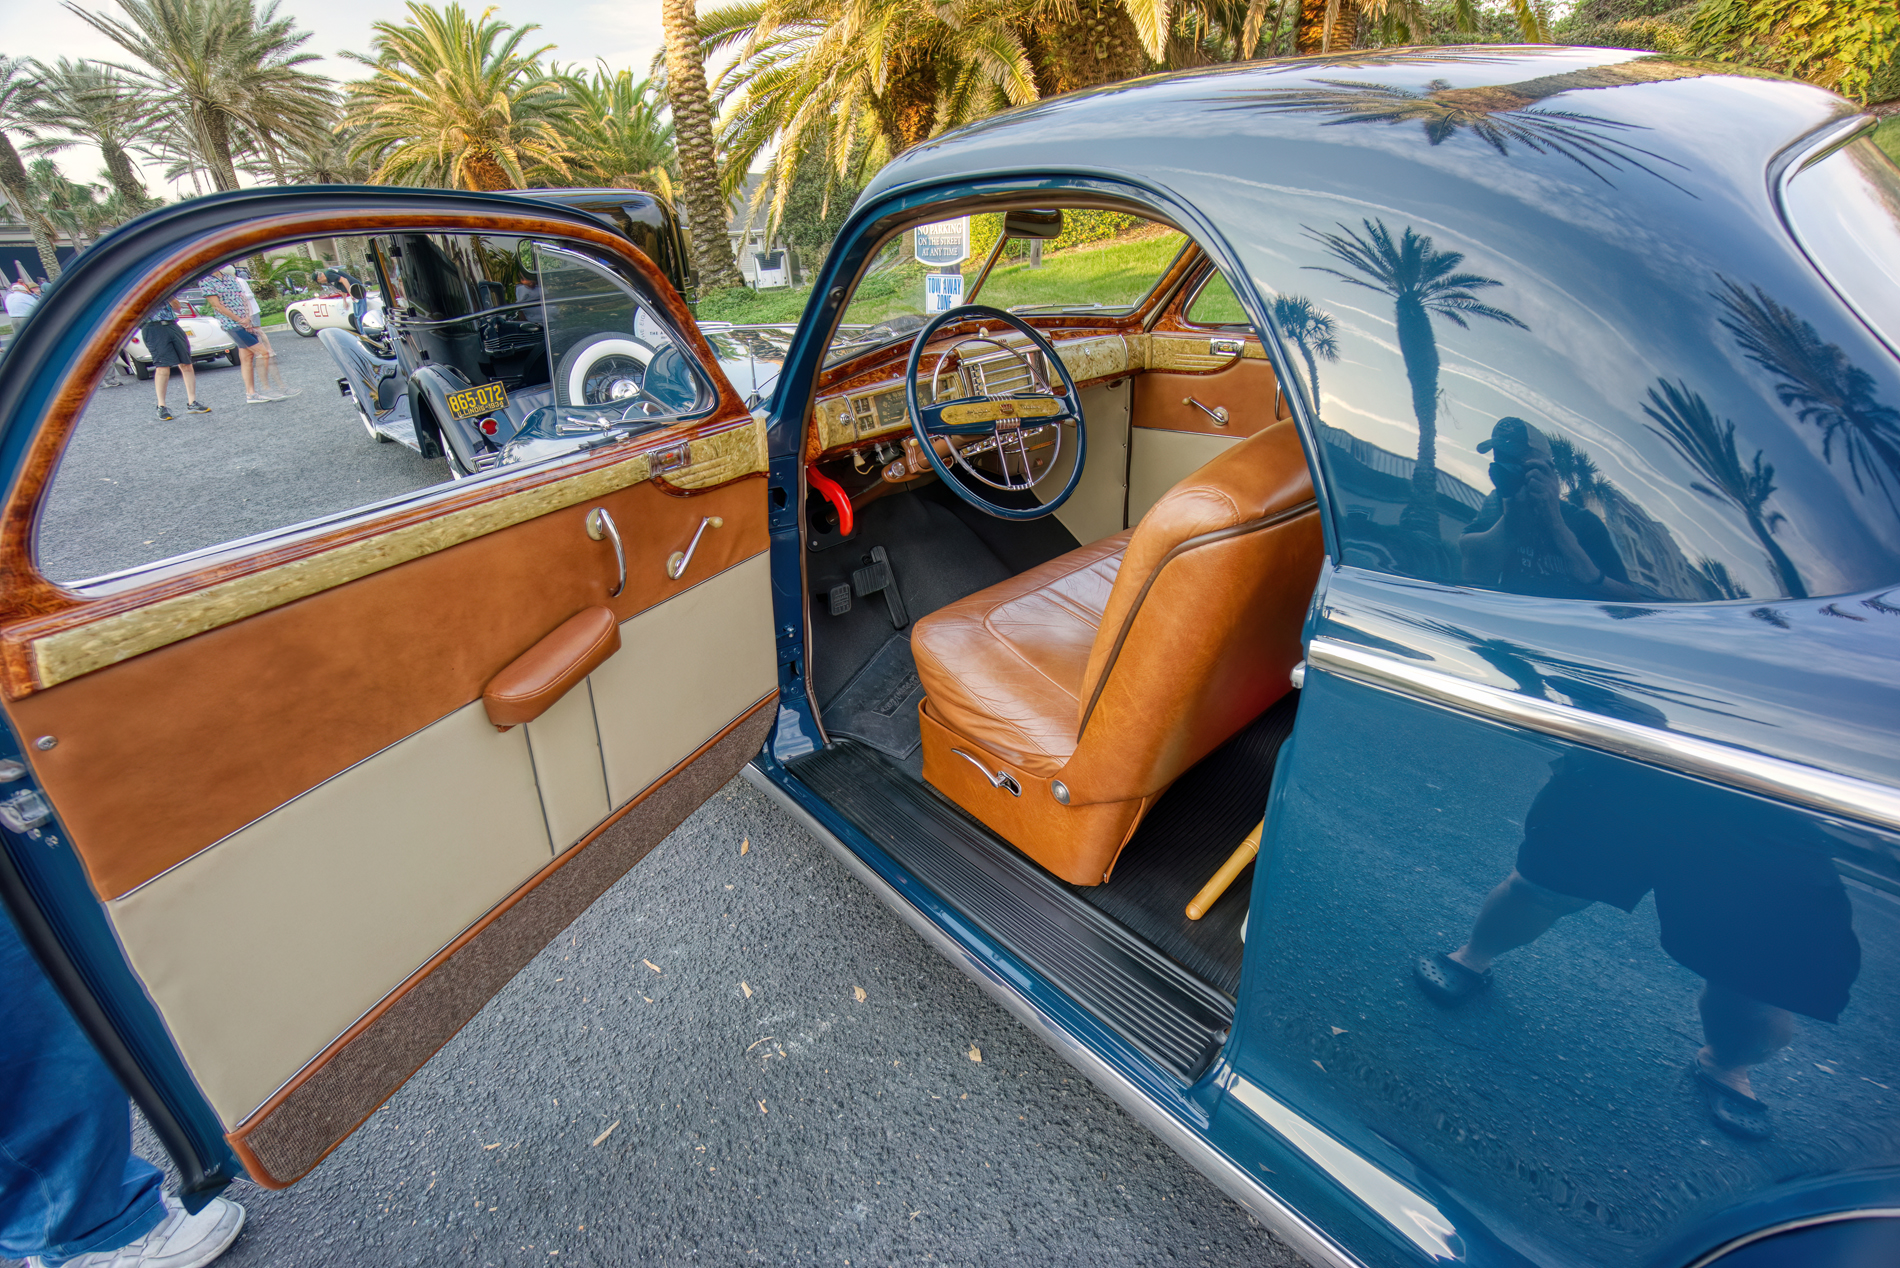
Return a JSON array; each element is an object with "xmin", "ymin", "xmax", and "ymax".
[
  {"xmin": 1128, "ymin": 351, "xmax": 1290, "ymax": 522},
  {"xmin": 0, "ymin": 193, "xmax": 780, "ymax": 1193}
]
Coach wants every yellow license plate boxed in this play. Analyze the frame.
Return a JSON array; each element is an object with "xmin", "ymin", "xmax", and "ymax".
[{"xmin": 445, "ymin": 381, "xmax": 507, "ymax": 420}]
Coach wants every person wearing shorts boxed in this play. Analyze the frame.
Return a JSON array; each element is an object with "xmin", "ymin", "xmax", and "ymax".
[
  {"xmin": 199, "ymin": 267, "xmax": 271, "ymax": 404},
  {"xmin": 1414, "ymin": 750, "xmax": 1860, "ymax": 1140},
  {"xmin": 138, "ymin": 295, "xmax": 210, "ymax": 421}
]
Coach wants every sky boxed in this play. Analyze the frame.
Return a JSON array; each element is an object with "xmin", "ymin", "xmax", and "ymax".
[{"xmin": 8, "ymin": 0, "xmax": 671, "ymax": 195}]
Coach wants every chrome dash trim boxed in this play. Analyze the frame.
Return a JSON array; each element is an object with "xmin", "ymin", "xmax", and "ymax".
[
  {"xmin": 1309, "ymin": 636, "xmax": 1900, "ymax": 836},
  {"xmin": 741, "ymin": 762, "xmax": 1365, "ymax": 1268}
]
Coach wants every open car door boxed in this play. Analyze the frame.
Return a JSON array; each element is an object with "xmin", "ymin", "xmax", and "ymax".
[{"xmin": 0, "ymin": 190, "xmax": 780, "ymax": 1199}]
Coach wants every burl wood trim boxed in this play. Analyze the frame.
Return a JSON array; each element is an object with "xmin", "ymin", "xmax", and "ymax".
[
  {"xmin": 227, "ymin": 692, "xmax": 778, "ymax": 1187},
  {"xmin": 0, "ymin": 205, "xmax": 757, "ymax": 697},
  {"xmin": 24, "ymin": 419, "xmax": 765, "ymax": 690}
]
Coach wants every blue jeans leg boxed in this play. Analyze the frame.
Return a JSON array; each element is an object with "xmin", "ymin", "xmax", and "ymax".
[{"xmin": 0, "ymin": 907, "xmax": 164, "ymax": 1266}]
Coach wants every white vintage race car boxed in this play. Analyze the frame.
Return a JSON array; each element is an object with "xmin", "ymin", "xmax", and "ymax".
[
  {"xmin": 285, "ymin": 294, "xmax": 386, "ymax": 337},
  {"xmin": 118, "ymin": 311, "xmax": 238, "ymax": 380}
]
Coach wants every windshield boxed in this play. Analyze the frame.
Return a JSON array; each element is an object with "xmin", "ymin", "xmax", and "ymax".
[{"xmin": 823, "ymin": 210, "xmax": 1187, "ymax": 366}]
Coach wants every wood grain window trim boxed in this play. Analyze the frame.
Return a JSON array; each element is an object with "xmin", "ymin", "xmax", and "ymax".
[
  {"xmin": 0, "ymin": 206, "xmax": 761, "ymax": 698},
  {"xmin": 226, "ymin": 690, "xmax": 778, "ymax": 1188}
]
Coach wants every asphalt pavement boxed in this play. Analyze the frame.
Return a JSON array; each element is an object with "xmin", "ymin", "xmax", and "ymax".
[
  {"xmin": 39, "ymin": 332, "xmax": 446, "ymax": 583},
  {"xmin": 74, "ymin": 778, "xmax": 1304, "ymax": 1268}
]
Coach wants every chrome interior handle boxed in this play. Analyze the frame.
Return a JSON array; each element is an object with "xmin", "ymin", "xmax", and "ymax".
[
  {"xmin": 1183, "ymin": 396, "xmax": 1230, "ymax": 426},
  {"xmin": 951, "ymin": 748, "xmax": 1021, "ymax": 796},
  {"xmin": 667, "ymin": 516, "xmax": 725, "ymax": 581},
  {"xmin": 585, "ymin": 507, "xmax": 625, "ymax": 598}
]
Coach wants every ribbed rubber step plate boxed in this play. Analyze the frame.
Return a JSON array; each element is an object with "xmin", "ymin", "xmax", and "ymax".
[{"xmin": 787, "ymin": 741, "xmax": 1234, "ymax": 1081}]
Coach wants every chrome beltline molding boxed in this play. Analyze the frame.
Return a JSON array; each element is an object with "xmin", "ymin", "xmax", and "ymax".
[
  {"xmin": 740, "ymin": 762, "xmax": 1365, "ymax": 1268},
  {"xmin": 1681, "ymin": 1209, "xmax": 1900, "ymax": 1268},
  {"xmin": 1309, "ymin": 636, "xmax": 1900, "ymax": 837}
]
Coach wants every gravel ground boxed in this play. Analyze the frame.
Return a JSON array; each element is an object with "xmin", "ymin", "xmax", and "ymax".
[
  {"xmin": 26, "ymin": 778, "xmax": 1303, "ymax": 1268},
  {"xmin": 38, "ymin": 333, "xmax": 445, "ymax": 583}
]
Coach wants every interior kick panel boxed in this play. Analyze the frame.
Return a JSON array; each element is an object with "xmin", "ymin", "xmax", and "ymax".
[{"xmin": 788, "ymin": 740, "xmax": 1234, "ymax": 1082}]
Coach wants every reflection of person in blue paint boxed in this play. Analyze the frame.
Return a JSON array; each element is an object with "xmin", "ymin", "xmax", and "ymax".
[
  {"xmin": 1460, "ymin": 417, "xmax": 1642, "ymax": 601},
  {"xmin": 1416, "ymin": 753, "xmax": 1861, "ymax": 1141}
]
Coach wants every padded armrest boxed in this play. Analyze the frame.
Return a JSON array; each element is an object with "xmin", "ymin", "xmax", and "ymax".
[{"xmin": 483, "ymin": 606, "xmax": 620, "ymax": 729}]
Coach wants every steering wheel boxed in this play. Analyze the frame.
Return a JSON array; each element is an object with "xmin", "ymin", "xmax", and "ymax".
[{"xmin": 903, "ymin": 305, "xmax": 1086, "ymax": 520}]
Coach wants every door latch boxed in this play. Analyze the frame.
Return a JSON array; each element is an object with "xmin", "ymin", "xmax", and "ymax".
[
  {"xmin": 0, "ymin": 789, "xmax": 52, "ymax": 832},
  {"xmin": 1209, "ymin": 336, "xmax": 1246, "ymax": 357}
]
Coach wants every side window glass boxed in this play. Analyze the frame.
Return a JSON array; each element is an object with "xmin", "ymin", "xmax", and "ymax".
[
  {"xmin": 38, "ymin": 231, "xmax": 705, "ymax": 587},
  {"xmin": 1184, "ymin": 270, "xmax": 1248, "ymax": 326},
  {"xmin": 1229, "ymin": 209, "xmax": 1900, "ymax": 603}
]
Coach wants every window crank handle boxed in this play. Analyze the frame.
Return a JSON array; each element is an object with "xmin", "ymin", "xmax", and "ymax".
[
  {"xmin": 586, "ymin": 507, "xmax": 625, "ymax": 598},
  {"xmin": 1183, "ymin": 396, "xmax": 1229, "ymax": 426},
  {"xmin": 667, "ymin": 516, "xmax": 725, "ymax": 580}
]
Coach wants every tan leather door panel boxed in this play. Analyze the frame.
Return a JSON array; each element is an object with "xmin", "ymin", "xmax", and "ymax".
[{"xmin": 1131, "ymin": 356, "xmax": 1289, "ymax": 439}]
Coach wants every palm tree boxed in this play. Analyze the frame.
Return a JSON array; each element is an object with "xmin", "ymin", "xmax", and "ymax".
[
  {"xmin": 665, "ymin": 0, "xmax": 745, "ymax": 291},
  {"xmin": 1224, "ymin": 62, "xmax": 1704, "ymax": 187},
  {"xmin": 1642, "ymin": 377, "xmax": 1806, "ymax": 599},
  {"xmin": 25, "ymin": 59, "xmax": 158, "ymax": 209},
  {"xmin": 66, "ymin": 0, "xmax": 335, "ymax": 193},
  {"xmin": 341, "ymin": 3, "xmax": 572, "ymax": 191},
  {"xmin": 1714, "ymin": 278, "xmax": 1900, "ymax": 511},
  {"xmin": 1306, "ymin": 218, "xmax": 1525, "ymax": 532},
  {"xmin": 703, "ymin": 0, "xmax": 1038, "ymax": 245},
  {"xmin": 562, "ymin": 67, "xmax": 675, "ymax": 193},
  {"xmin": 0, "ymin": 56, "xmax": 60, "ymax": 278},
  {"xmin": 1268, "ymin": 294, "xmax": 1337, "ymax": 409}
]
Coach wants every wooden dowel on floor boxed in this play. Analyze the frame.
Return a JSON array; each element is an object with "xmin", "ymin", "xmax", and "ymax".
[{"xmin": 1186, "ymin": 819, "xmax": 1264, "ymax": 921}]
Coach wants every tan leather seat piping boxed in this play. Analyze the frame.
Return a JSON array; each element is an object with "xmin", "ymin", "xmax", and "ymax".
[{"xmin": 1076, "ymin": 498, "xmax": 1319, "ymax": 738}]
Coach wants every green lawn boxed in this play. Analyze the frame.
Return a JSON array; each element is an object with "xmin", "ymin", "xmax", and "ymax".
[
  {"xmin": 1878, "ymin": 117, "xmax": 1900, "ymax": 166},
  {"xmin": 694, "ymin": 227, "xmax": 1189, "ymax": 326}
]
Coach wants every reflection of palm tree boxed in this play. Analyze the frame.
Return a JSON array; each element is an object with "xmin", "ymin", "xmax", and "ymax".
[
  {"xmin": 1306, "ymin": 219, "xmax": 1526, "ymax": 533},
  {"xmin": 1224, "ymin": 61, "xmax": 1704, "ymax": 186},
  {"xmin": 1269, "ymin": 294, "xmax": 1338, "ymax": 410},
  {"xmin": 1642, "ymin": 378, "xmax": 1807, "ymax": 599},
  {"xmin": 1547, "ymin": 434, "xmax": 1613, "ymax": 509},
  {"xmin": 1715, "ymin": 278, "xmax": 1900, "ymax": 510}
]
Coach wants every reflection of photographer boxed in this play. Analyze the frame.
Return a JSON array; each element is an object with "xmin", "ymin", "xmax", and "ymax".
[{"xmin": 1461, "ymin": 417, "xmax": 1640, "ymax": 600}]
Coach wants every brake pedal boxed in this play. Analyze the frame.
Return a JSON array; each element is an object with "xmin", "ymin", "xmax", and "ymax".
[{"xmin": 851, "ymin": 546, "xmax": 909, "ymax": 629}]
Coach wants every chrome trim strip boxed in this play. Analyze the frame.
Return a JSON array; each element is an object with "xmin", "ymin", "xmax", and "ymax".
[
  {"xmin": 1309, "ymin": 636, "xmax": 1900, "ymax": 836},
  {"xmin": 740, "ymin": 762, "xmax": 1364, "ymax": 1268},
  {"xmin": 1683, "ymin": 1209, "xmax": 1900, "ymax": 1268},
  {"xmin": 1221, "ymin": 1071, "xmax": 1463, "ymax": 1262}
]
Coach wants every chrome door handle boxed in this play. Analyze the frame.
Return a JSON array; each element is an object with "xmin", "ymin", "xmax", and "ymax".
[
  {"xmin": 1183, "ymin": 396, "xmax": 1230, "ymax": 426},
  {"xmin": 585, "ymin": 507, "xmax": 625, "ymax": 598},
  {"xmin": 667, "ymin": 516, "xmax": 724, "ymax": 580}
]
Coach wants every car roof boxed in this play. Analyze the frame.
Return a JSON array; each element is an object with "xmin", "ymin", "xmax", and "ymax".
[{"xmin": 859, "ymin": 46, "xmax": 1848, "ymax": 213}]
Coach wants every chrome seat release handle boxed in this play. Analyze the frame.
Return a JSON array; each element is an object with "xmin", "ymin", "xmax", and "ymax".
[
  {"xmin": 1183, "ymin": 396, "xmax": 1230, "ymax": 426},
  {"xmin": 667, "ymin": 516, "xmax": 724, "ymax": 580},
  {"xmin": 586, "ymin": 507, "xmax": 625, "ymax": 598},
  {"xmin": 950, "ymin": 748, "xmax": 1022, "ymax": 796}
]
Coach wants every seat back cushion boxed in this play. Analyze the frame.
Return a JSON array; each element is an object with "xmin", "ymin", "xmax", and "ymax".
[{"xmin": 1064, "ymin": 420, "xmax": 1322, "ymax": 805}]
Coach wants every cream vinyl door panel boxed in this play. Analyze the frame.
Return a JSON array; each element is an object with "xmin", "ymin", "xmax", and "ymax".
[
  {"xmin": 592, "ymin": 551, "xmax": 777, "ymax": 807},
  {"xmin": 525, "ymin": 680, "xmax": 611, "ymax": 851},
  {"xmin": 107, "ymin": 700, "xmax": 552, "ymax": 1126},
  {"xmin": 1040, "ymin": 380, "xmax": 1130, "ymax": 543},
  {"xmin": 1128, "ymin": 427, "xmax": 1240, "ymax": 525}
]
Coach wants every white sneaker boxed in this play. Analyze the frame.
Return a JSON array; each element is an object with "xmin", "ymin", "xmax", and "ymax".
[
  {"xmin": 28, "ymin": 1192, "xmax": 246, "ymax": 1268},
  {"xmin": 244, "ymin": 394, "xmax": 272, "ymax": 405}
]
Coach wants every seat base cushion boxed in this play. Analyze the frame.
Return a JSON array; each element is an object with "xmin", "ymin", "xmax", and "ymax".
[
  {"xmin": 918, "ymin": 700, "xmax": 1148, "ymax": 887},
  {"xmin": 910, "ymin": 531, "xmax": 1129, "ymax": 777}
]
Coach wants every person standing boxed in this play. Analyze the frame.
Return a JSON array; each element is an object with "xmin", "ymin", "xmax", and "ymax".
[
  {"xmin": 1, "ymin": 906, "xmax": 247, "ymax": 1267},
  {"xmin": 139, "ymin": 292, "xmax": 211, "ymax": 421},
  {"xmin": 234, "ymin": 268, "xmax": 296, "ymax": 399},
  {"xmin": 4, "ymin": 279, "xmax": 39, "ymax": 325},
  {"xmin": 198, "ymin": 267, "xmax": 271, "ymax": 405}
]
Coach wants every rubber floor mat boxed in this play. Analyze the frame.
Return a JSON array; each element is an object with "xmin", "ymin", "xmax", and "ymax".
[
  {"xmin": 821, "ymin": 635, "xmax": 925, "ymax": 760},
  {"xmin": 1074, "ymin": 693, "xmax": 1301, "ymax": 996}
]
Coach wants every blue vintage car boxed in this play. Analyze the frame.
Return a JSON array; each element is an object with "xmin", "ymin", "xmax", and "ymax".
[{"xmin": 1, "ymin": 46, "xmax": 1897, "ymax": 1268}]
